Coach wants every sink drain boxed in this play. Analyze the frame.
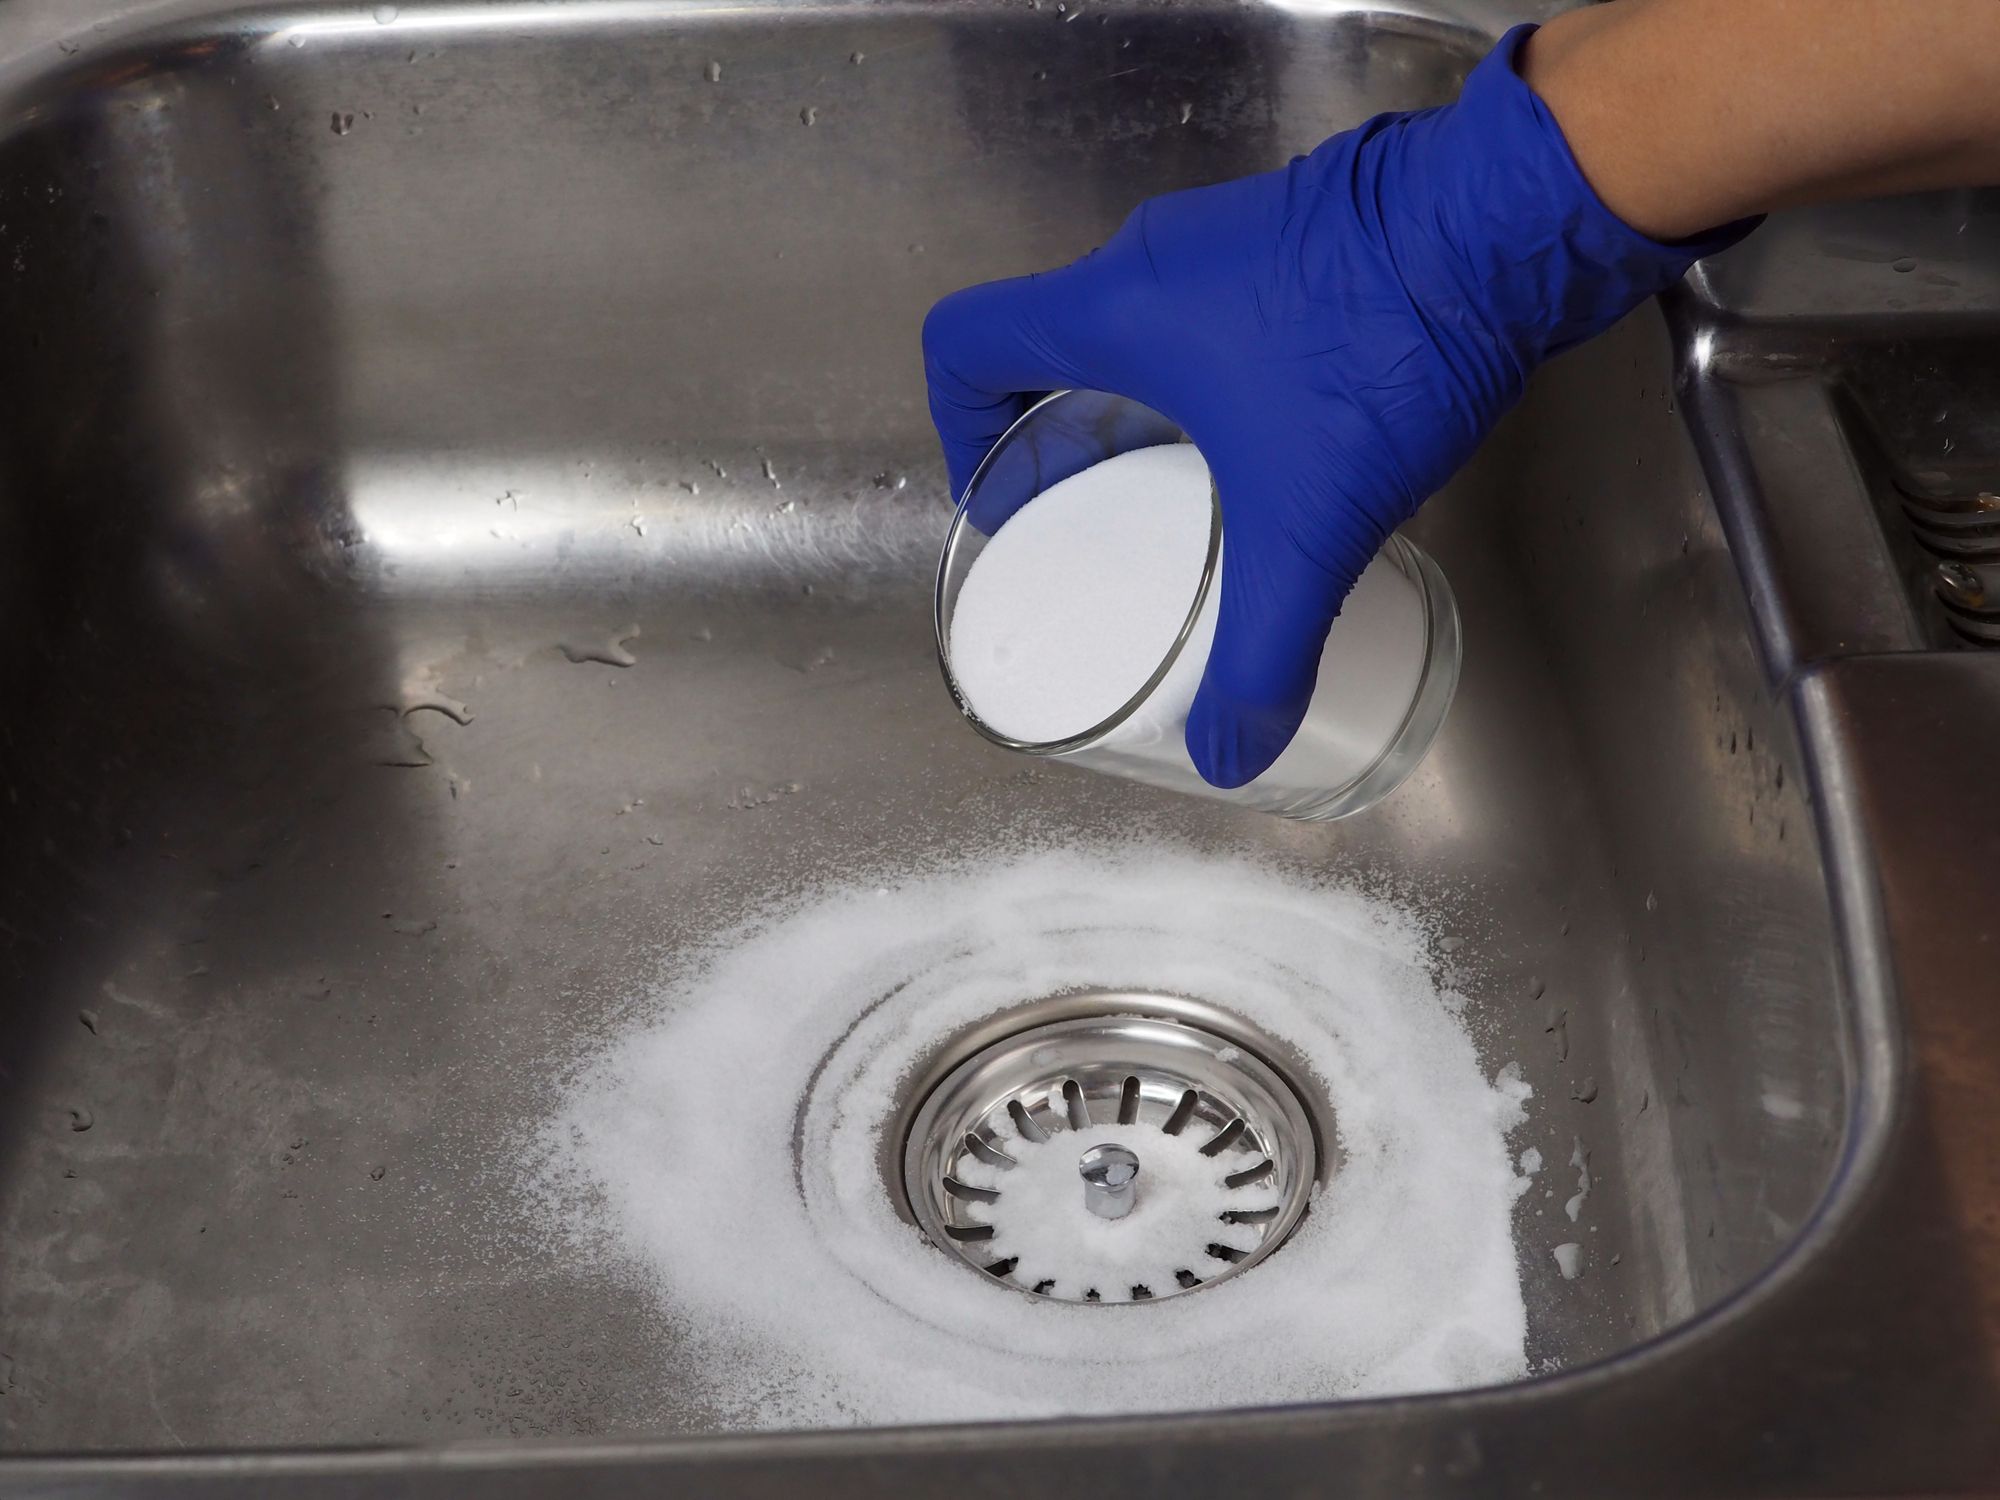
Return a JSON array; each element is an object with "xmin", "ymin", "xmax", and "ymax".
[{"xmin": 900, "ymin": 995, "xmax": 1322, "ymax": 1304}]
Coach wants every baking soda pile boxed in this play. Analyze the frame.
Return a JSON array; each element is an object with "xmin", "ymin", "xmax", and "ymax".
[{"xmin": 525, "ymin": 840, "xmax": 1532, "ymax": 1429}]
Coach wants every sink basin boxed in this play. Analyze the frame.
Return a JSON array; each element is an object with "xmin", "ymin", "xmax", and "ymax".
[{"xmin": 0, "ymin": 0, "xmax": 1994, "ymax": 1493}]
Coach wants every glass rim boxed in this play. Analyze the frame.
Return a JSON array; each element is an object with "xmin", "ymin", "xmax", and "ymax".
[{"xmin": 933, "ymin": 390, "xmax": 1223, "ymax": 756}]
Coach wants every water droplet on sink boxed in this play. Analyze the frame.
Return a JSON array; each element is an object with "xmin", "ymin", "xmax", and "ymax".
[
  {"xmin": 69, "ymin": 1106, "xmax": 94, "ymax": 1132},
  {"xmin": 728, "ymin": 781, "xmax": 804, "ymax": 810},
  {"xmin": 1552, "ymin": 1242, "xmax": 1583, "ymax": 1279},
  {"xmin": 1893, "ymin": 256, "xmax": 1917, "ymax": 273},
  {"xmin": 630, "ymin": 515, "xmax": 647, "ymax": 536},
  {"xmin": 1544, "ymin": 1009, "xmax": 1569, "ymax": 1062},
  {"xmin": 1178, "ymin": 101, "xmax": 1193, "ymax": 125},
  {"xmin": 400, "ymin": 689, "xmax": 473, "ymax": 726},
  {"xmin": 288, "ymin": 32, "xmax": 306, "ymax": 47},
  {"xmin": 373, "ymin": 3, "xmax": 399, "ymax": 20},
  {"xmin": 1644, "ymin": 891, "xmax": 1657, "ymax": 912},
  {"xmin": 559, "ymin": 624, "xmax": 640, "ymax": 668},
  {"xmin": 800, "ymin": 105, "xmax": 818, "ymax": 126},
  {"xmin": 779, "ymin": 643, "xmax": 837, "ymax": 674},
  {"xmin": 704, "ymin": 60, "xmax": 723, "ymax": 83},
  {"xmin": 78, "ymin": 1009, "xmax": 99, "ymax": 1034},
  {"xmin": 763, "ymin": 457, "xmax": 781, "ymax": 488},
  {"xmin": 849, "ymin": 50, "xmax": 865, "ymax": 64},
  {"xmin": 692, "ymin": 624, "xmax": 713, "ymax": 642},
  {"xmin": 331, "ymin": 111, "xmax": 354, "ymax": 136}
]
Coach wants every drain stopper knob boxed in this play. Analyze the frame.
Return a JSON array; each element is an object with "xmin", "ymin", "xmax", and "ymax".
[{"xmin": 1079, "ymin": 1143, "xmax": 1139, "ymax": 1220}]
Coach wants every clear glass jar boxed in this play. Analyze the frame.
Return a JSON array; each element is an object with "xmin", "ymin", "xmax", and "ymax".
[{"xmin": 934, "ymin": 389, "xmax": 1460, "ymax": 821}]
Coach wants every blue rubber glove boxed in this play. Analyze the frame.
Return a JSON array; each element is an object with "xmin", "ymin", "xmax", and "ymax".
[{"xmin": 923, "ymin": 24, "xmax": 1755, "ymax": 788}]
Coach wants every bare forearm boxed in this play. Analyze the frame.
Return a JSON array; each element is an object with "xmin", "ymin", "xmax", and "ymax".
[{"xmin": 1521, "ymin": 0, "xmax": 2000, "ymax": 241}]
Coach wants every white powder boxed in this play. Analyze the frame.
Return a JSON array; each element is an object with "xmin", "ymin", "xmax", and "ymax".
[
  {"xmin": 950, "ymin": 445, "xmax": 1214, "ymax": 744},
  {"xmin": 949, "ymin": 447, "xmax": 1429, "ymax": 797},
  {"xmin": 525, "ymin": 840, "xmax": 1534, "ymax": 1429}
]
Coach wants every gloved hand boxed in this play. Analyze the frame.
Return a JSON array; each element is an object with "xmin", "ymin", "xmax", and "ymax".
[{"xmin": 923, "ymin": 24, "xmax": 1754, "ymax": 788}]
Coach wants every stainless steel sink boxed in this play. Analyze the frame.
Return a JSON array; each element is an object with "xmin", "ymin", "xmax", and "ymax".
[{"xmin": 0, "ymin": 0, "xmax": 1994, "ymax": 1494}]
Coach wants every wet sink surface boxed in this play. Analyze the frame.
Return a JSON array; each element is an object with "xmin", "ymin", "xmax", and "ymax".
[{"xmin": 0, "ymin": 0, "xmax": 1868, "ymax": 1466}]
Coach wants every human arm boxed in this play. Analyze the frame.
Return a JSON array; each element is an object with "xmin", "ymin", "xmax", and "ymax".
[{"xmin": 1523, "ymin": 0, "xmax": 2000, "ymax": 240}]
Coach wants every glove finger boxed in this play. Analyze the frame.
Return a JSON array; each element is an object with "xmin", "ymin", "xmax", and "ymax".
[
  {"xmin": 1183, "ymin": 520, "xmax": 1356, "ymax": 790},
  {"xmin": 922, "ymin": 271, "xmax": 1090, "ymax": 502}
]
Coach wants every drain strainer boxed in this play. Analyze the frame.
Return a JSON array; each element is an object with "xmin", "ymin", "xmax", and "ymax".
[{"xmin": 901, "ymin": 998, "xmax": 1321, "ymax": 1304}]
